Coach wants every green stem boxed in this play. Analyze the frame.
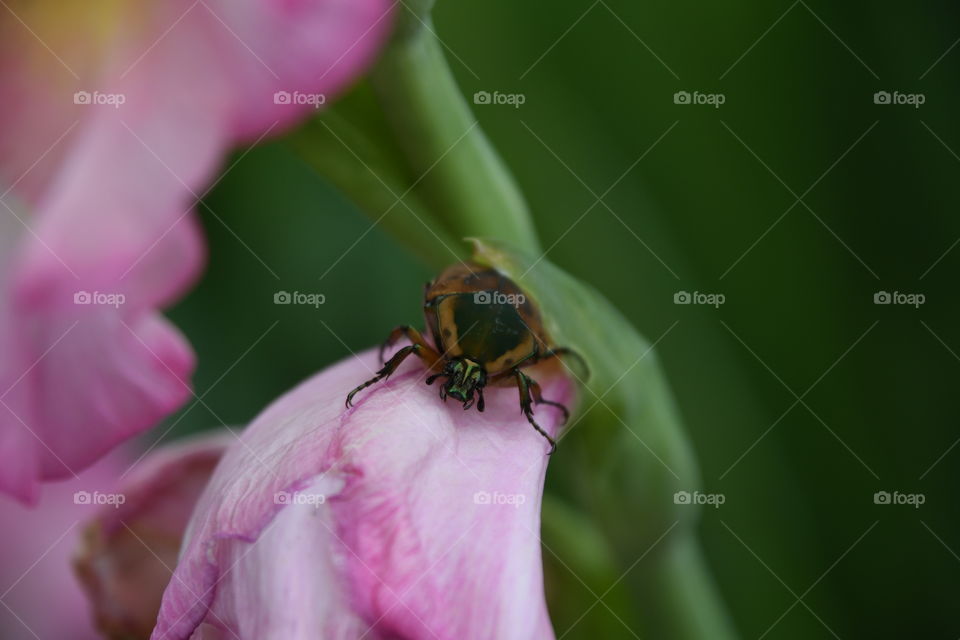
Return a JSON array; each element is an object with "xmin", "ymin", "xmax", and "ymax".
[
  {"xmin": 641, "ymin": 533, "xmax": 739, "ymax": 640},
  {"xmin": 370, "ymin": 14, "xmax": 541, "ymax": 255},
  {"xmin": 290, "ymin": 113, "xmax": 462, "ymax": 269}
]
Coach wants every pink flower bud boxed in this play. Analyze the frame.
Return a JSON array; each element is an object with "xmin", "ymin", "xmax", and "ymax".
[{"xmin": 153, "ymin": 350, "xmax": 571, "ymax": 639}]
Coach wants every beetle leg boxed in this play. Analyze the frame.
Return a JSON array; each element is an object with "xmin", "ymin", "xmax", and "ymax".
[
  {"xmin": 515, "ymin": 371, "xmax": 557, "ymax": 454},
  {"xmin": 526, "ymin": 377, "xmax": 570, "ymax": 425},
  {"xmin": 537, "ymin": 347, "xmax": 590, "ymax": 382},
  {"xmin": 379, "ymin": 325, "xmax": 442, "ymax": 366},
  {"xmin": 346, "ymin": 344, "xmax": 422, "ymax": 408},
  {"xmin": 476, "ymin": 387, "xmax": 485, "ymax": 412},
  {"xmin": 379, "ymin": 326, "xmax": 409, "ymax": 362}
]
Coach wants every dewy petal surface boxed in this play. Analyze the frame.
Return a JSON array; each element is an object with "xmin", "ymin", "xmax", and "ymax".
[{"xmin": 153, "ymin": 349, "xmax": 571, "ymax": 640}]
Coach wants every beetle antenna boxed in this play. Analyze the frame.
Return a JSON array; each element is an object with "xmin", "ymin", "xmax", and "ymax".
[{"xmin": 425, "ymin": 373, "xmax": 443, "ymax": 386}]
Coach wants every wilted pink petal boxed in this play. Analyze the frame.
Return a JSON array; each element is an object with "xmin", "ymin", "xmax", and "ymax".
[
  {"xmin": 154, "ymin": 349, "xmax": 571, "ymax": 639},
  {"xmin": 0, "ymin": 0, "xmax": 393, "ymax": 502},
  {"xmin": 75, "ymin": 430, "xmax": 234, "ymax": 639}
]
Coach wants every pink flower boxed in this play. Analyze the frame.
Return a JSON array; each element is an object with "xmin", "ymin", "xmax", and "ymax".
[
  {"xmin": 0, "ymin": 0, "xmax": 393, "ymax": 502},
  {"xmin": 152, "ymin": 349, "xmax": 571, "ymax": 639}
]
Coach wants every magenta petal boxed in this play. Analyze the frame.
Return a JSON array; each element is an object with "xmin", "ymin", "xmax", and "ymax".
[{"xmin": 153, "ymin": 350, "xmax": 570, "ymax": 639}]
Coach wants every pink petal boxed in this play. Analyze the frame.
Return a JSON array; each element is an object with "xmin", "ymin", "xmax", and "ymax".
[
  {"xmin": 0, "ymin": 6, "xmax": 99, "ymax": 203},
  {"xmin": 153, "ymin": 349, "xmax": 570, "ymax": 639},
  {"xmin": 0, "ymin": 0, "xmax": 393, "ymax": 502},
  {"xmin": 202, "ymin": 0, "xmax": 397, "ymax": 138},
  {"xmin": 0, "ymin": 448, "xmax": 129, "ymax": 640},
  {"xmin": 75, "ymin": 430, "xmax": 234, "ymax": 639}
]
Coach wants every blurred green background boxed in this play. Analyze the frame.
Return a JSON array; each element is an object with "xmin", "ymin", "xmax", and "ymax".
[{"xmin": 162, "ymin": 1, "xmax": 959, "ymax": 638}]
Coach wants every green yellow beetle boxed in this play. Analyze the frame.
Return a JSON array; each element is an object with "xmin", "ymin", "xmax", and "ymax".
[{"xmin": 346, "ymin": 261, "xmax": 585, "ymax": 452}]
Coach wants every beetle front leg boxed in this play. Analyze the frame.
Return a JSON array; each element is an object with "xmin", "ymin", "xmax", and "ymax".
[
  {"xmin": 515, "ymin": 371, "xmax": 557, "ymax": 454},
  {"xmin": 346, "ymin": 344, "xmax": 422, "ymax": 408},
  {"xmin": 379, "ymin": 325, "xmax": 441, "ymax": 368}
]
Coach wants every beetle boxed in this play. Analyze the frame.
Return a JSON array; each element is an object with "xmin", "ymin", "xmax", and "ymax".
[{"xmin": 345, "ymin": 261, "xmax": 585, "ymax": 453}]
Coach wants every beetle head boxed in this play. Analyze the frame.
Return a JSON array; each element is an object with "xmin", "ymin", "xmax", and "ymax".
[{"xmin": 435, "ymin": 357, "xmax": 486, "ymax": 410}]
